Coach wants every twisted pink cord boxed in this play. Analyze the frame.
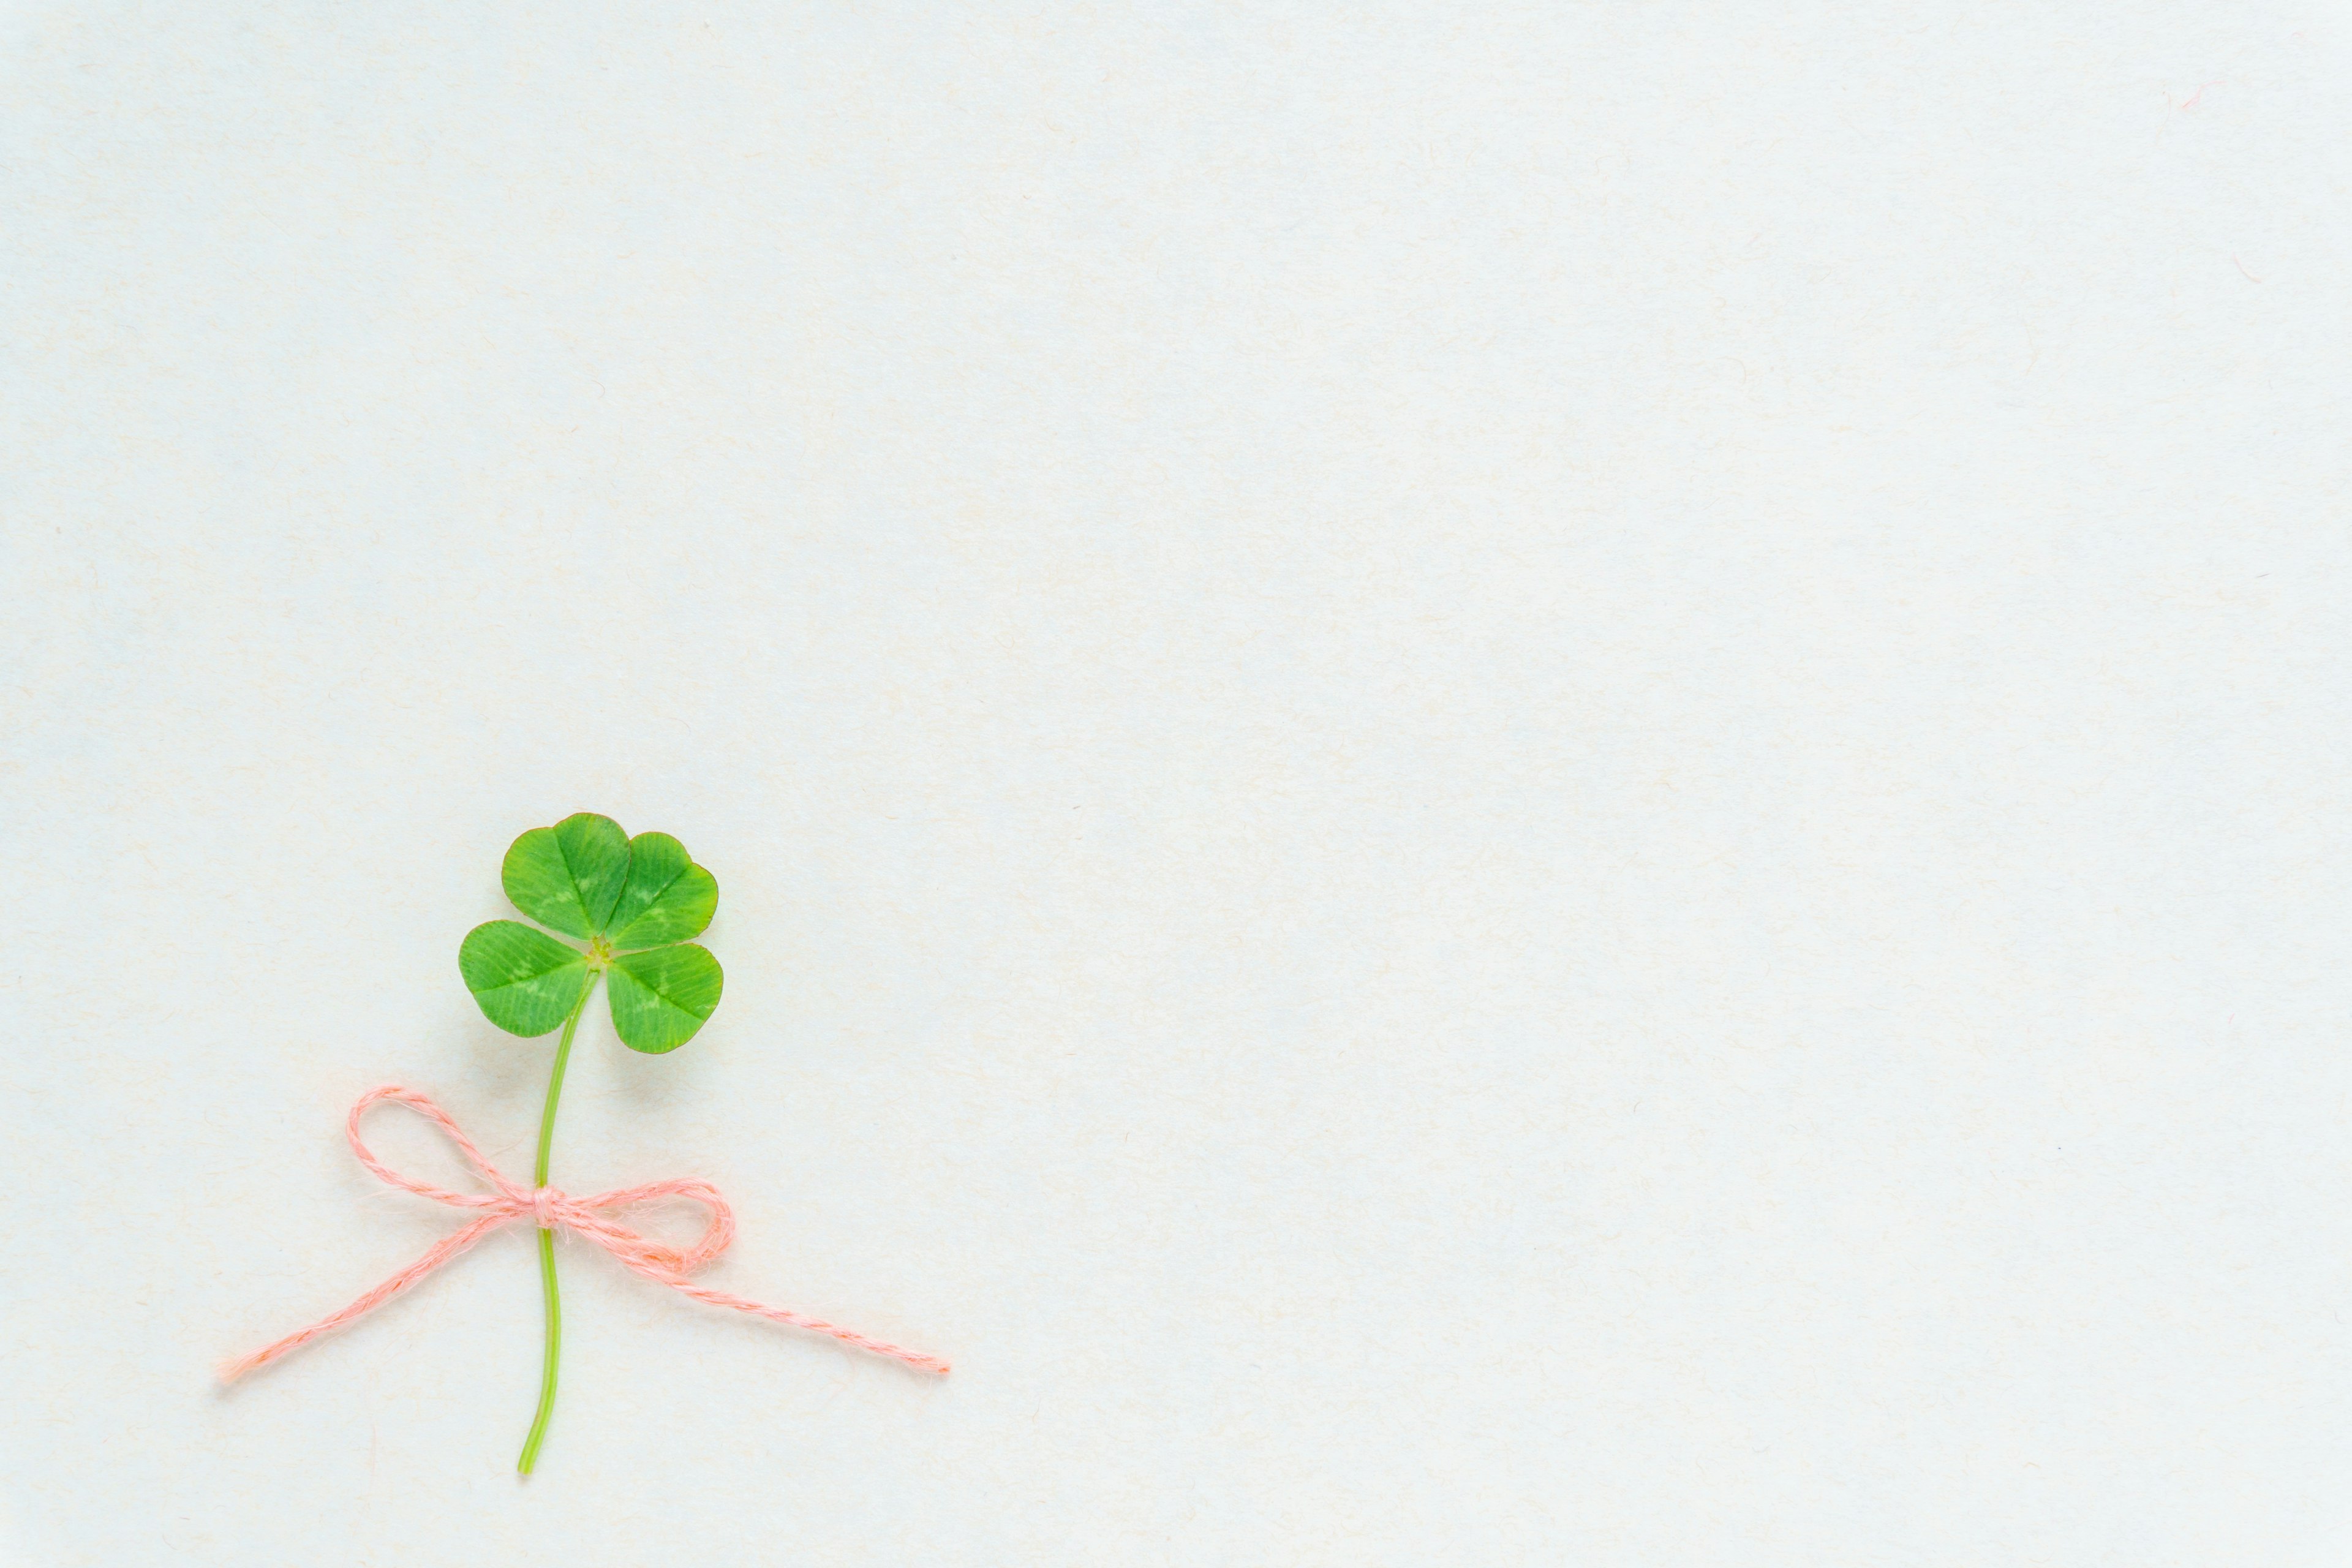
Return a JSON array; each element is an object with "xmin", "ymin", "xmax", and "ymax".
[{"xmin": 221, "ymin": 1085, "xmax": 949, "ymax": 1382}]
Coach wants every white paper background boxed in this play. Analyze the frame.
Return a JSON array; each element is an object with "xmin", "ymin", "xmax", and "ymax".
[{"xmin": 5, "ymin": 3, "xmax": 2349, "ymax": 1563}]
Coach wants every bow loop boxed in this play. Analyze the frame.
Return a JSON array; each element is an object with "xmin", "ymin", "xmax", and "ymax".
[
  {"xmin": 565, "ymin": 1177, "xmax": 737, "ymax": 1276},
  {"xmin": 343, "ymin": 1084, "xmax": 526, "ymax": 1208}
]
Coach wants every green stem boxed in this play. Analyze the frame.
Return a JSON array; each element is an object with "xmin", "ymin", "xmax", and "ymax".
[{"xmin": 516, "ymin": 973, "xmax": 600, "ymax": 1476}]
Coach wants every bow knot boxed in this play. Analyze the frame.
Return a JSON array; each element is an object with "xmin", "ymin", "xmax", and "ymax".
[{"xmin": 222, "ymin": 1085, "xmax": 948, "ymax": 1382}]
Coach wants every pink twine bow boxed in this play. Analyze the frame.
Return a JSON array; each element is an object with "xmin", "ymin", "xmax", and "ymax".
[{"xmin": 222, "ymin": 1085, "xmax": 949, "ymax": 1382}]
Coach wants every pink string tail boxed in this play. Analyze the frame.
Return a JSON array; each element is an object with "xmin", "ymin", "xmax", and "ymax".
[{"xmin": 221, "ymin": 1085, "xmax": 950, "ymax": 1382}]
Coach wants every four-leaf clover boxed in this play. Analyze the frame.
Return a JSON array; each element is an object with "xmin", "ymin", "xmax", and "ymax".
[{"xmin": 458, "ymin": 813, "xmax": 724, "ymax": 1052}]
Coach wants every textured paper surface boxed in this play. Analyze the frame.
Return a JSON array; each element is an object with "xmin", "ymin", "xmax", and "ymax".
[{"xmin": 5, "ymin": 4, "xmax": 2349, "ymax": 1563}]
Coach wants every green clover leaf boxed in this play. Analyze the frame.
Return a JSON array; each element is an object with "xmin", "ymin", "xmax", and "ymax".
[
  {"xmin": 458, "ymin": 812, "xmax": 724, "ymax": 1054},
  {"xmin": 454, "ymin": 919, "xmax": 596, "ymax": 1038}
]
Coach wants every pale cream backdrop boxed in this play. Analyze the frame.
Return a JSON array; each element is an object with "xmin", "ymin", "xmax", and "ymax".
[{"xmin": 4, "ymin": 3, "xmax": 2348, "ymax": 1564}]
